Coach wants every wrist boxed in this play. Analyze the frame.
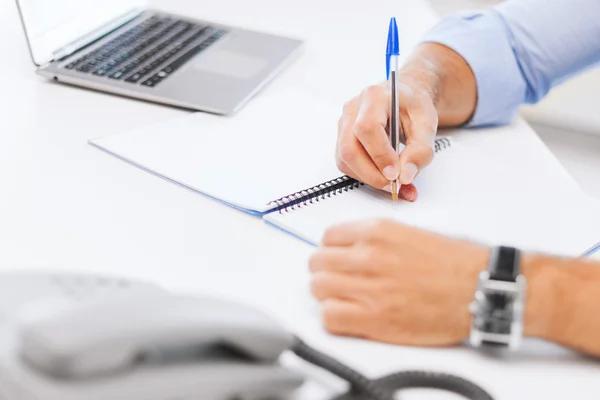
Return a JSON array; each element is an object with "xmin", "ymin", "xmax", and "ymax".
[
  {"xmin": 521, "ymin": 254, "xmax": 557, "ymax": 340},
  {"xmin": 403, "ymin": 42, "xmax": 476, "ymax": 127},
  {"xmin": 468, "ymin": 246, "xmax": 528, "ymax": 349},
  {"xmin": 470, "ymin": 251, "xmax": 557, "ymax": 343},
  {"xmin": 470, "ymin": 249, "xmax": 600, "ymax": 356},
  {"xmin": 399, "ymin": 48, "xmax": 442, "ymax": 106}
]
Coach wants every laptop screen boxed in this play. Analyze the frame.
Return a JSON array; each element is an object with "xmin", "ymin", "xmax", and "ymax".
[{"xmin": 16, "ymin": 0, "xmax": 146, "ymax": 66}]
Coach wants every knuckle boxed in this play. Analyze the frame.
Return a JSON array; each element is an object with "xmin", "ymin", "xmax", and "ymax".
[
  {"xmin": 322, "ymin": 226, "xmax": 336, "ymax": 243},
  {"xmin": 421, "ymin": 112, "xmax": 439, "ymax": 133},
  {"xmin": 342, "ymin": 98, "xmax": 357, "ymax": 115},
  {"xmin": 363, "ymin": 84, "xmax": 385, "ymax": 99},
  {"xmin": 353, "ymin": 119, "xmax": 374, "ymax": 139},
  {"xmin": 363, "ymin": 219, "xmax": 390, "ymax": 241},
  {"xmin": 370, "ymin": 150, "xmax": 394, "ymax": 167},
  {"xmin": 356, "ymin": 246, "xmax": 378, "ymax": 266},
  {"xmin": 367, "ymin": 218, "xmax": 399, "ymax": 239},
  {"xmin": 322, "ymin": 225, "xmax": 343, "ymax": 246},
  {"xmin": 339, "ymin": 142, "xmax": 358, "ymax": 164},
  {"xmin": 414, "ymin": 143, "xmax": 435, "ymax": 164}
]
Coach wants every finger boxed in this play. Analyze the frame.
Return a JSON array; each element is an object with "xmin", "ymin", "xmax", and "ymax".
[
  {"xmin": 381, "ymin": 182, "xmax": 418, "ymax": 202},
  {"xmin": 320, "ymin": 221, "xmax": 369, "ymax": 247},
  {"xmin": 321, "ymin": 299, "xmax": 373, "ymax": 338},
  {"xmin": 336, "ymin": 158, "xmax": 360, "ymax": 183},
  {"xmin": 354, "ymin": 86, "xmax": 399, "ymax": 181},
  {"xmin": 322, "ymin": 219, "xmax": 403, "ymax": 247},
  {"xmin": 338, "ymin": 129, "xmax": 389, "ymax": 190},
  {"xmin": 309, "ymin": 248, "xmax": 349, "ymax": 273},
  {"xmin": 398, "ymin": 141, "xmax": 434, "ymax": 185},
  {"xmin": 310, "ymin": 271, "xmax": 370, "ymax": 302},
  {"xmin": 337, "ymin": 98, "xmax": 390, "ymax": 190},
  {"xmin": 399, "ymin": 183, "xmax": 418, "ymax": 202},
  {"xmin": 309, "ymin": 247, "xmax": 370, "ymax": 274},
  {"xmin": 398, "ymin": 102, "xmax": 438, "ymax": 185},
  {"xmin": 339, "ymin": 159, "xmax": 397, "ymax": 203}
]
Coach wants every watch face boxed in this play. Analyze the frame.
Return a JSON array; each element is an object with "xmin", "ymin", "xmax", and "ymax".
[
  {"xmin": 473, "ymin": 290, "xmax": 517, "ymax": 335},
  {"xmin": 470, "ymin": 254, "xmax": 526, "ymax": 349}
]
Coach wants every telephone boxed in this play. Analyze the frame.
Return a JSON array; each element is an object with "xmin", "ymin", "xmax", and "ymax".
[{"xmin": 0, "ymin": 271, "xmax": 494, "ymax": 400}]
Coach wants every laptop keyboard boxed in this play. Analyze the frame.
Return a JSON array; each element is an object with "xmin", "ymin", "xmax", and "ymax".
[{"xmin": 63, "ymin": 15, "xmax": 227, "ymax": 88}]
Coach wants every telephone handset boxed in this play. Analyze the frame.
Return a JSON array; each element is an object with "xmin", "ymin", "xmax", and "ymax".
[
  {"xmin": 21, "ymin": 293, "xmax": 296, "ymax": 379},
  {"xmin": 0, "ymin": 271, "xmax": 494, "ymax": 400},
  {"xmin": 0, "ymin": 272, "xmax": 303, "ymax": 400}
]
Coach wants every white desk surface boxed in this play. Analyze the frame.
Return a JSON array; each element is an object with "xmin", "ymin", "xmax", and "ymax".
[{"xmin": 1, "ymin": 0, "xmax": 598, "ymax": 399}]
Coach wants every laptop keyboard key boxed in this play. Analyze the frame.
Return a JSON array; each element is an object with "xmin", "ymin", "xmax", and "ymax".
[
  {"xmin": 107, "ymin": 22, "xmax": 193, "ymax": 80},
  {"xmin": 140, "ymin": 30, "xmax": 227, "ymax": 88},
  {"xmin": 62, "ymin": 15, "xmax": 227, "ymax": 88}
]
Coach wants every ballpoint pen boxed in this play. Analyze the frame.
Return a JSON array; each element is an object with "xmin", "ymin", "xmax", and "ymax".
[{"xmin": 386, "ymin": 17, "xmax": 403, "ymax": 203}]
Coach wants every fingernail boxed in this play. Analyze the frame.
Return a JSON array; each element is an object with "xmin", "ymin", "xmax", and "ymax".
[
  {"xmin": 382, "ymin": 166, "xmax": 398, "ymax": 181},
  {"xmin": 400, "ymin": 185, "xmax": 416, "ymax": 202},
  {"xmin": 400, "ymin": 163, "xmax": 418, "ymax": 184},
  {"xmin": 382, "ymin": 184, "xmax": 391, "ymax": 192}
]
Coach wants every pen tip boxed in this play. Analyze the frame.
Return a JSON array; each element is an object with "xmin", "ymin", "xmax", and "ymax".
[{"xmin": 391, "ymin": 181, "xmax": 398, "ymax": 203}]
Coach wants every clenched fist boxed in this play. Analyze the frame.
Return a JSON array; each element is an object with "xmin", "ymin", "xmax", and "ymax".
[{"xmin": 309, "ymin": 219, "xmax": 489, "ymax": 346}]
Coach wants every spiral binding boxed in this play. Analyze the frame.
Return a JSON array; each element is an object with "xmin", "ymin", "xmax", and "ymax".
[
  {"xmin": 434, "ymin": 137, "xmax": 451, "ymax": 153},
  {"xmin": 268, "ymin": 176, "xmax": 363, "ymax": 213},
  {"xmin": 269, "ymin": 137, "xmax": 451, "ymax": 213}
]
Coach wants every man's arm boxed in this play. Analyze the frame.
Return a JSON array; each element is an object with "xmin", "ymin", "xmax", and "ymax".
[
  {"xmin": 422, "ymin": 0, "xmax": 600, "ymax": 127},
  {"xmin": 396, "ymin": 42, "xmax": 477, "ymax": 127},
  {"xmin": 309, "ymin": 219, "xmax": 600, "ymax": 357},
  {"xmin": 525, "ymin": 253, "xmax": 600, "ymax": 356},
  {"xmin": 335, "ymin": 0, "xmax": 600, "ymax": 198}
]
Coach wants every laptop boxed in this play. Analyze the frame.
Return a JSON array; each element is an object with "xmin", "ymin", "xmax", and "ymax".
[{"xmin": 15, "ymin": 0, "xmax": 303, "ymax": 114}]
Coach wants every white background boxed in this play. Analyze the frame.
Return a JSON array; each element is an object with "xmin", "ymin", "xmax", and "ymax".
[{"xmin": 2, "ymin": 0, "xmax": 600, "ymax": 399}]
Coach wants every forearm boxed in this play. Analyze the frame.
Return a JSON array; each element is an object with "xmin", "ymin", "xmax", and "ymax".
[
  {"xmin": 524, "ymin": 254, "xmax": 600, "ymax": 356},
  {"xmin": 418, "ymin": 0, "xmax": 600, "ymax": 127},
  {"xmin": 400, "ymin": 43, "xmax": 477, "ymax": 127}
]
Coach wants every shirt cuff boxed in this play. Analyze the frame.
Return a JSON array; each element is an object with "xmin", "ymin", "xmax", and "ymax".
[{"xmin": 419, "ymin": 11, "xmax": 527, "ymax": 127}]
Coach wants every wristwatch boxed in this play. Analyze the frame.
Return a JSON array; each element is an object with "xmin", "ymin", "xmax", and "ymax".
[{"xmin": 469, "ymin": 246, "xmax": 526, "ymax": 350}]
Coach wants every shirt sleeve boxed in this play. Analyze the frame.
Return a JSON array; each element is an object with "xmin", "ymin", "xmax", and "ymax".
[{"xmin": 419, "ymin": 0, "xmax": 600, "ymax": 127}]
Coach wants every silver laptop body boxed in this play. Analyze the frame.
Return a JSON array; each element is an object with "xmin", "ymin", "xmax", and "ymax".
[{"xmin": 15, "ymin": 0, "xmax": 303, "ymax": 114}]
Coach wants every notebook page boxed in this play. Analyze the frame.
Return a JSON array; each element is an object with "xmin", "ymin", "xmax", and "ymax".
[
  {"xmin": 89, "ymin": 88, "xmax": 342, "ymax": 214},
  {"xmin": 265, "ymin": 142, "xmax": 600, "ymax": 257}
]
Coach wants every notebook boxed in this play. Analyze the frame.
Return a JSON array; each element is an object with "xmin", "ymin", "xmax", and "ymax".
[
  {"xmin": 91, "ymin": 89, "xmax": 346, "ymax": 215},
  {"xmin": 264, "ymin": 170, "xmax": 600, "ymax": 257},
  {"xmin": 89, "ymin": 88, "xmax": 600, "ymax": 257}
]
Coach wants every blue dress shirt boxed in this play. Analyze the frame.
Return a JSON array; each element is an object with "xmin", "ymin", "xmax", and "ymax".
[{"xmin": 420, "ymin": 0, "xmax": 600, "ymax": 127}]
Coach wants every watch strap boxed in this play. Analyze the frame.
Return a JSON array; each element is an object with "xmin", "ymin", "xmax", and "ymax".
[{"xmin": 488, "ymin": 246, "xmax": 521, "ymax": 282}]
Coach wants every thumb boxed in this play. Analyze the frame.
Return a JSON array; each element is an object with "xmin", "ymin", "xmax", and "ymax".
[
  {"xmin": 397, "ymin": 109, "xmax": 437, "ymax": 185},
  {"xmin": 398, "ymin": 140, "xmax": 435, "ymax": 185}
]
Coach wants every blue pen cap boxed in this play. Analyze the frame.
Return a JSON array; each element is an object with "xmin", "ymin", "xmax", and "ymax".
[{"xmin": 385, "ymin": 17, "xmax": 400, "ymax": 79}]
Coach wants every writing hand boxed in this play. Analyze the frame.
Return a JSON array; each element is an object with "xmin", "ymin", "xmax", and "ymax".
[
  {"xmin": 335, "ymin": 43, "xmax": 478, "ymax": 201},
  {"xmin": 336, "ymin": 77, "xmax": 437, "ymax": 201}
]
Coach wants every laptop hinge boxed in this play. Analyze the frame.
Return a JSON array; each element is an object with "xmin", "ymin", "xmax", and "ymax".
[{"xmin": 51, "ymin": 8, "xmax": 145, "ymax": 63}]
